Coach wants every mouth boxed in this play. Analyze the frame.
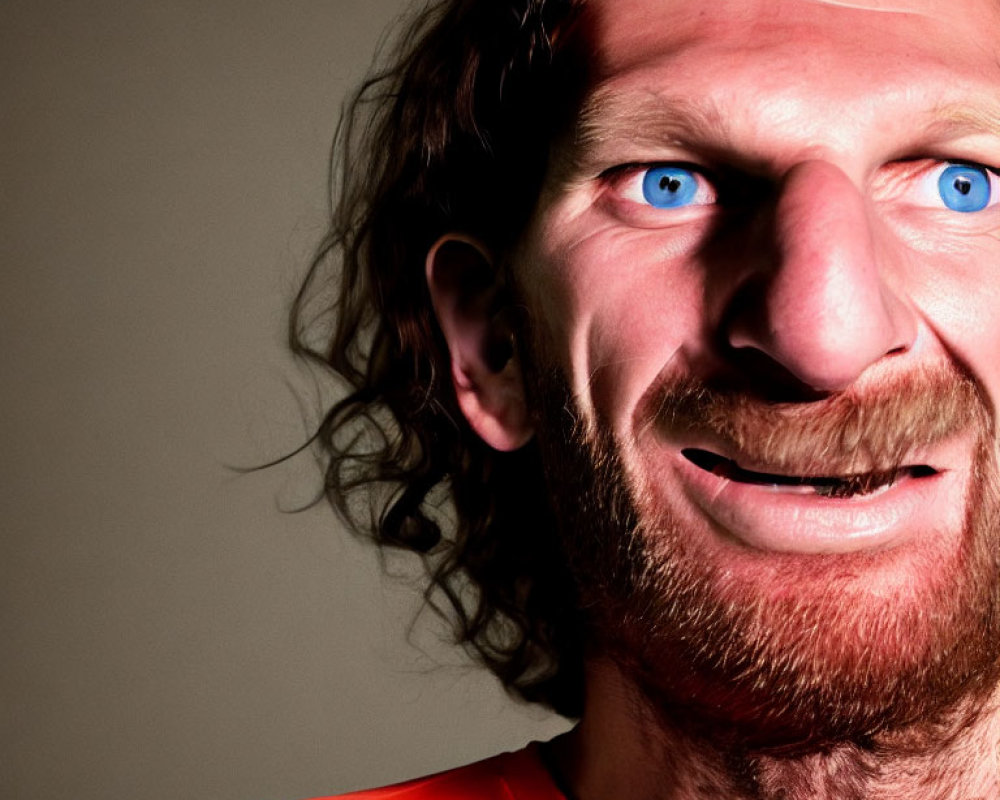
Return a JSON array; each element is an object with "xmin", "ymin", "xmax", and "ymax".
[
  {"xmin": 681, "ymin": 447, "xmax": 939, "ymax": 499},
  {"xmin": 642, "ymin": 433, "xmax": 973, "ymax": 555}
]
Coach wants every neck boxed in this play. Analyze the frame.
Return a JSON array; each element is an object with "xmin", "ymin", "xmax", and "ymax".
[{"xmin": 554, "ymin": 659, "xmax": 1000, "ymax": 800}]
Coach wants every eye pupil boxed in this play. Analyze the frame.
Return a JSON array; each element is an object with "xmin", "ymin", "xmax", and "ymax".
[
  {"xmin": 954, "ymin": 177, "xmax": 972, "ymax": 196},
  {"xmin": 660, "ymin": 177, "xmax": 681, "ymax": 192}
]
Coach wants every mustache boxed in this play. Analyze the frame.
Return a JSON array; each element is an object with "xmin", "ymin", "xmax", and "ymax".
[{"xmin": 640, "ymin": 363, "xmax": 990, "ymax": 475}]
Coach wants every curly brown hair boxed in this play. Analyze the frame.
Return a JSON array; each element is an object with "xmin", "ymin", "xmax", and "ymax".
[{"xmin": 292, "ymin": 0, "xmax": 590, "ymax": 717}]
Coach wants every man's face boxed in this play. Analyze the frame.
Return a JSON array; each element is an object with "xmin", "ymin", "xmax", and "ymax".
[{"xmin": 511, "ymin": 0, "xmax": 1000, "ymax": 743}]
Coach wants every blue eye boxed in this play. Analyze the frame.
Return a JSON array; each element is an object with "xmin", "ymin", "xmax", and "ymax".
[
  {"xmin": 938, "ymin": 163, "xmax": 991, "ymax": 213},
  {"xmin": 642, "ymin": 166, "xmax": 700, "ymax": 208}
]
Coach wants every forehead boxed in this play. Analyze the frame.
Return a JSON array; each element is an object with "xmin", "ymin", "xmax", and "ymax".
[
  {"xmin": 583, "ymin": 0, "xmax": 999, "ymax": 74},
  {"xmin": 562, "ymin": 0, "xmax": 1000, "ymax": 170}
]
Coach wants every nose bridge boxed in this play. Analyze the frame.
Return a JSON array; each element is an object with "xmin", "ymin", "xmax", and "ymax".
[
  {"xmin": 778, "ymin": 160, "xmax": 867, "ymax": 276},
  {"xmin": 727, "ymin": 159, "xmax": 915, "ymax": 392}
]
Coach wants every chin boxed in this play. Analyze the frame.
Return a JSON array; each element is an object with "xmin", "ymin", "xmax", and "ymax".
[{"xmin": 603, "ymin": 436, "xmax": 1000, "ymax": 749}]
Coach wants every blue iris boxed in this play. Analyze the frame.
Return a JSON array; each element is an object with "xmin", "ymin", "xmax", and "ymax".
[
  {"xmin": 938, "ymin": 163, "xmax": 991, "ymax": 213},
  {"xmin": 642, "ymin": 166, "xmax": 699, "ymax": 208}
]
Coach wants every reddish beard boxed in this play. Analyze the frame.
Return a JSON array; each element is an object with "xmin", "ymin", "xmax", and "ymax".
[{"xmin": 527, "ymin": 360, "xmax": 1000, "ymax": 751}]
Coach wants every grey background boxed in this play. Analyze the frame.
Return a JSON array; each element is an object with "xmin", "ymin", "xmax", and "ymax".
[{"xmin": 1, "ymin": 2, "xmax": 569, "ymax": 798}]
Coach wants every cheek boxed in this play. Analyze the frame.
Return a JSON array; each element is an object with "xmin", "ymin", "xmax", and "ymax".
[
  {"xmin": 586, "ymin": 293, "xmax": 699, "ymax": 433},
  {"xmin": 907, "ymin": 238, "xmax": 1000, "ymax": 413},
  {"xmin": 521, "ymin": 225, "xmax": 708, "ymax": 433}
]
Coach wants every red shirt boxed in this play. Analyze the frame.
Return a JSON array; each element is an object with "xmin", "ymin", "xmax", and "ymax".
[{"xmin": 318, "ymin": 744, "xmax": 565, "ymax": 800}]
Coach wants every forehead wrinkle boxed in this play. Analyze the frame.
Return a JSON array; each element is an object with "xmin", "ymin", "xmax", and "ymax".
[{"xmin": 797, "ymin": 0, "xmax": 939, "ymax": 15}]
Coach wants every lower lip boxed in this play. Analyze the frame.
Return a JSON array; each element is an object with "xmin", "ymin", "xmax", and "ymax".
[{"xmin": 663, "ymin": 448, "xmax": 965, "ymax": 555}]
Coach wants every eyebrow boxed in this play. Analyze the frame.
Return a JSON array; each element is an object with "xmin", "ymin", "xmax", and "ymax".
[
  {"xmin": 574, "ymin": 90, "xmax": 728, "ymax": 161},
  {"xmin": 567, "ymin": 90, "xmax": 1000, "ymax": 177},
  {"xmin": 564, "ymin": 89, "xmax": 733, "ymax": 179},
  {"xmin": 928, "ymin": 103, "xmax": 1000, "ymax": 140}
]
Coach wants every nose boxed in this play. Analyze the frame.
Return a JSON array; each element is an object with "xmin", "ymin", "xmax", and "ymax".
[{"xmin": 726, "ymin": 160, "xmax": 915, "ymax": 393}]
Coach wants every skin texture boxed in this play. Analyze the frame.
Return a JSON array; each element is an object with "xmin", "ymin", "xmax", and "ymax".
[{"xmin": 426, "ymin": 0, "xmax": 1000, "ymax": 795}]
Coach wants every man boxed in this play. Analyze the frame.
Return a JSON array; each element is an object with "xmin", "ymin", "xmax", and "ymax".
[{"xmin": 301, "ymin": 0, "xmax": 1000, "ymax": 796}]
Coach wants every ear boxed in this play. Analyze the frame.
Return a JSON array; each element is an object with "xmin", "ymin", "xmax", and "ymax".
[{"xmin": 425, "ymin": 234, "xmax": 533, "ymax": 451}]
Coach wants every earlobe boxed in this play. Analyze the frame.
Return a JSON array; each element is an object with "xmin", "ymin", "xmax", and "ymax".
[{"xmin": 425, "ymin": 235, "xmax": 533, "ymax": 451}]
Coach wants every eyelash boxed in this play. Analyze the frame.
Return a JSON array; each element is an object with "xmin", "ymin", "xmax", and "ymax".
[
  {"xmin": 607, "ymin": 162, "xmax": 717, "ymax": 207},
  {"xmin": 599, "ymin": 163, "xmax": 724, "ymax": 226}
]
